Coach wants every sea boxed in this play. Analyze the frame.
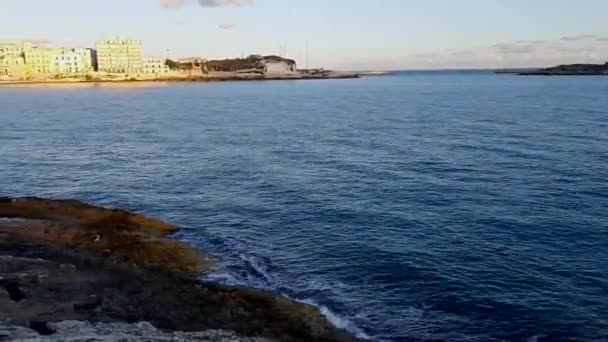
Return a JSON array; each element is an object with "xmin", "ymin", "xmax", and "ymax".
[{"xmin": 1, "ymin": 71, "xmax": 607, "ymax": 342}]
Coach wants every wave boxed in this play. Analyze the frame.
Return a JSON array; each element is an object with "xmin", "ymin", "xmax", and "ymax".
[
  {"xmin": 295, "ymin": 298, "xmax": 371, "ymax": 340},
  {"xmin": 204, "ymin": 254, "xmax": 369, "ymax": 338},
  {"xmin": 207, "ymin": 264, "xmax": 371, "ymax": 340},
  {"xmin": 175, "ymin": 231, "xmax": 373, "ymax": 339}
]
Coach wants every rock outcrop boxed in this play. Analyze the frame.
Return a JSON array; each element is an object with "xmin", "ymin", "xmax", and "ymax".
[
  {"xmin": 0, "ymin": 197, "xmax": 177, "ymax": 234},
  {"xmin": 0, "ymin": 197, "xmax": 359, "ymax": 342},
  {"xmin": 0, "ymin": 321, "xmax": 271, "ymax": 341},
  {"xmin": 0, "ymin": 197, "xmax": 208, "ymax": 276}
]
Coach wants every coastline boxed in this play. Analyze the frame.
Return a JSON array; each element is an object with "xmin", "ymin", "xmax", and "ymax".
[
  {"xmin": 495, "ymin": 62, "xmax": 608, "ymax": 76},
  {"xmin": 0, "ymin": 197, "xmax": 360, "ymax": 342},
  {"xmin": 518, "ymin": 72, "xmax": 608, "ymax": 76},
  {"xmin": 0, "ymin": 72, "xmax": 360, "ymax": 87}
]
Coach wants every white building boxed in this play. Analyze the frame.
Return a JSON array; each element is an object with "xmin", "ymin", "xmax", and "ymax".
[
  {"xmin": 143, "ymin": 57, "xmax": 169, "ymax": 75},
  {"xmin": 0, "ymin": 55, "xmax": 27, "ymax": 78},
  {"xmin": 50, "ymin": 48, "xmax": 94, "ymax": 75},
  {"xmin": 0, "ymin": 42, "xmax": 35, "ymax": 57},
  {"xmin": 262, "ymin": 56, "xmax": 297, "ymax": 74},
  {"xmin": 95, "ymin": 37, "xmax": 143, "ymax": 74}
]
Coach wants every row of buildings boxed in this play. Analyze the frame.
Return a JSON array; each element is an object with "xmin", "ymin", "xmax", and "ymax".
[
  {"xmin": 0, "ymin": 37, "xmax": 169, "ymax": 79},
  {"xmin": 1, "ymin": 36, "xmax": 301, "ymax": 80}
]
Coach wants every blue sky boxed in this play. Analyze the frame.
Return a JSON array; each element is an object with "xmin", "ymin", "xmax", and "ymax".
[{"xmin": 2, "ymin": 0, "xmax": 608, "ymax": 69}]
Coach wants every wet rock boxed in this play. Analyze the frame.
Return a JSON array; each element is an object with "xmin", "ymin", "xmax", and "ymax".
[{"xmin": 0, "ymin": 323, "xmax": 41, "ymax": 340}]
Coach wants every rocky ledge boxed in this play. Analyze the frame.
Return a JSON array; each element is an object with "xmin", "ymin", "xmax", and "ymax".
[
  {"xmin": 1, "ymin": 321, "xmax": 270, "ymax": 341},
  {"xmin": 0, "ymin": 197, "xmax": 359, "ymax": 342}
]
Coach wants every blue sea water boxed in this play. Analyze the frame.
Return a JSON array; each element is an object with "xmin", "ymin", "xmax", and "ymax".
[{"xmin": 1, "ymin": 73, "xmax": 607, "ymax": 341}]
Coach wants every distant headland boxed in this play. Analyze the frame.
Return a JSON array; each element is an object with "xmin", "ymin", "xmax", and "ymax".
[{"xmin": 497, "ymin": 62, "xmax": 608, "ymax": 76}]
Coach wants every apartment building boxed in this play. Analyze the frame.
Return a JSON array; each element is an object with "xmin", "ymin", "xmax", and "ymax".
[{"xmin": 95, "ymin": 37, "xmax": 143, "ymax": 74}]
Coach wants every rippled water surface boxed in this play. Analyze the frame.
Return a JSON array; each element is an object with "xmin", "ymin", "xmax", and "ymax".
[{"xmin": 1, "ymin": 73, "xmax": 607, "ymax": 341}]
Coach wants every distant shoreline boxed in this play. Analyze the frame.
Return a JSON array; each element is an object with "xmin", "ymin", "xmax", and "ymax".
[
  {"xmin": 0, "ymin": 73, "xmax": 362, "ymax": 87},
  {"xmin": 495, "ymin": 62, "xmax": 608, "ymax": 76}
]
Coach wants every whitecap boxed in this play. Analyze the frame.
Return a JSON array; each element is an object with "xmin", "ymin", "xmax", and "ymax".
[{"xmin": 294, "ymin": 298, "xmax": 372, "ymax": 340}]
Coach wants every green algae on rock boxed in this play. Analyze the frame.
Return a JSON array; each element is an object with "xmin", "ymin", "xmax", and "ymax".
[
  {"xmin": 0, "ymin": 197, "xmax": 207, "ymax": 275},
  {"xmin": 0, "ymin": 197, "xmax": 177, "ymax": 234}
]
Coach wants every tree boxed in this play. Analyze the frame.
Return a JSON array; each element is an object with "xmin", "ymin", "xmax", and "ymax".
[{"xmin": 165, "ymin": 59, "xmax": 179, "ymax": 70}]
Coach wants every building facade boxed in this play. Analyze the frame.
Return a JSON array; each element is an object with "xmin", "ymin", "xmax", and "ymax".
[
  {"xmin": 143, "ymin": 57, "xmax": 169, "ymax": 75},
  {"xmin": 0, "ymin": 41, "xmax": 95, "ymax": 78},
  {"xmin": 23, "ymin": 48, "xmax": 94, "ymax": 76},
  {"xmin": 95, "ymin": 37, "xmax": 143, "ymax": 74},
  {"xmin": 262, "ymin": 56, "xmax": 297, "ymax": 74},
  {"xmin": 0, "ymin": 55, "xmax": 28, "ymax": 78},
  {"xmin": 0, "ymin": 42, "xmax": 35, "ymax": 57},
  {"xmin": 264, "ymin": 61, "xmax": 297, "ymax": 74},
  {"xmin": 178, "ymin": 57, "xmax": 206, "ymax": 66},
  {"xmin": 50, "ymin": 48, "xmax": 94, "ymax": 75},
  {"xmin": 24, "ymin": 48, "xmax": 57, "ymax": 75},
  {"xmin": 0, "ymin": 42, "xmax": 34, "ymax": 78}
]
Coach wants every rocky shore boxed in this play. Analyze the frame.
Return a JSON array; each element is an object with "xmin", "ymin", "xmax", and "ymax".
[
  {"xmin": 0, "ymin": 197, "xmax": 359, "ymax": 342},
  {"xmin": 1, "ymin": 321, "xmax": 270, "ymax": 341}
]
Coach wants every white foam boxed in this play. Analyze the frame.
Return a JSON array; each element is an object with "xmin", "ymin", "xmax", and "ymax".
[
  {"xmin": 206, "ymin": 271, "xmax": 241, "ymax": 286},
  {"xmin": 296, "ymin": 298, "xmax": 371, "ymax": 340},
  {"xmin": 239, "ymin": 254, "xmax": 276, "ymax": 286},
  {"xmin": 182, "ymin": 236, "xmax": 372, "ymax": 340},
  {"xmin": 205, "ymin": 267, "xmax": 372, "ymax": 340}
]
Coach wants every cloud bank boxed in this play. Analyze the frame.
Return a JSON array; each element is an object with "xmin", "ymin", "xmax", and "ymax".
[
  {"xmin": 0, "ymin": 37, "xmax": 52, "ymax": 45},
  {"xmin": 27, "ymin": 38, "xmax": 52, "ymax": 45},
  {"xmin": 560, "ymin": 34, "xmax": 598, "ymax": 41},
  {"xmin": 396, "ymin": 34, "xmax": 608, "ymax": 69}
]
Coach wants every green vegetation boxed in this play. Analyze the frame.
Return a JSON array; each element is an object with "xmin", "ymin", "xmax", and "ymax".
[
  {"xmin": 205, "ymin": 55, "xmax": 296, "ymax": 72},
  {"xmin": 206, "ymin": 56, "xmax": 264, "ymax": 72},
  {"xmin": 165, "ymin": 58, "xmax": 203, "ymax": 71},
  {"xmin": 165, "ymin": 59, "xmax": 179, "ymax": 70}
]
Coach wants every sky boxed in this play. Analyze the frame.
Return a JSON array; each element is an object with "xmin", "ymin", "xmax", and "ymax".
[{"xmin": 2, "ymin": 0, "xmax": 608, "ymax": 70}]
